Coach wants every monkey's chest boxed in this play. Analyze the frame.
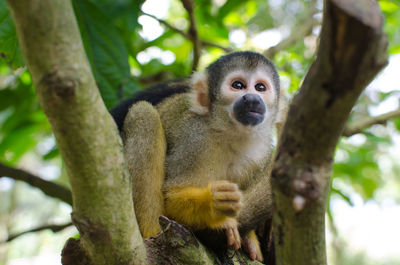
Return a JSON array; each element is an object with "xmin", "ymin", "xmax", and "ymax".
[
  {"xmin": 223, "ymin": 142, "xmax": 268, "ymax": 185},
  {"xmin": 164, "ymin": 138, "xmax": 268, "ymax": 189}
]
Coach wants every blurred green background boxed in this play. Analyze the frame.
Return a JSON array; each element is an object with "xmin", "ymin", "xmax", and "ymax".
[{"xmin": 0, "ymin": 0, "xmax": 399, "ymax": 264}]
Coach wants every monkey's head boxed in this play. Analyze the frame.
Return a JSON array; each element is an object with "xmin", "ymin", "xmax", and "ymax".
[{"xmin": 190, "ymin": 51, "xmax": 280, "ymax": 130}]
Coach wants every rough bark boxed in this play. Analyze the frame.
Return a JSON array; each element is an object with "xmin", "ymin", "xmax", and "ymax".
[
  {"xmin": 61, "ymin": 216, "xmax": 262, "ymax": 265},
  {"xmin": 146, "ymin": 217, "xmax": 263, "ymax": 265},
  {"xmin": 271, "ymin": 0, "xmax": 387, "ymax": 265},
  {"xmin": 7, "ymin": 0, "xmax": 147, "ymax": 264}
]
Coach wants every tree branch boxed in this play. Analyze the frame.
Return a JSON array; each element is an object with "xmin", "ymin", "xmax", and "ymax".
[
  {"xmin": 202, "ymin": 41, "xmax": 233, "ymax": 53},
  {"xmin": 0, "ymin": 162, "xmax": 72, "ymax": 205},
  {"xmin": 141, "ymin": 11, "xmax": 189, "ymax": 38},
  {"xmin": 264, "ymin": 19, "xmax": 319, "ymax": 59},
  {"xmin": 343, "ymin": 108, "xmax": 400, "ymax": 136},
  {"xmin": 181, "ymin": 0, "xmax": 201, "ymax": 72},
  {"xmin": 7, "ymin": 0, "xmax": 147, "ymax": 264},
  {"xmin": 264, "ymin": 0, "xmax": 319, "ymax": 59},
  {"xmin": 2, "ymin": 222, "xmax": 73, "ymax": 243},
  {"xmin": 271, "ymin": 0, "xmax": 387, "ymax": 264},
  {"xmin": 62, "ymin": 216, "xmax": 262, "ymax": 265},
  {"xmin": 141, "ymin": 12, "xmax": 233, "ymax": 53}
]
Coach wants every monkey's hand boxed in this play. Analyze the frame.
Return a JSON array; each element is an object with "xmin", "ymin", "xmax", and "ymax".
[
  {"xmin": 209, "ymin": 181, "xmax": 243, "ymax": 250},
  {"xmin": 242, "ymin": 230, "xmax": 263, "ymax": 262},
  {"xmin": 209, "ymin": 181, "xmax": 243, "ymax": 217},
  {"xmin": 165, "ymin": 180, "xmax": 243, "ymax": 248}
]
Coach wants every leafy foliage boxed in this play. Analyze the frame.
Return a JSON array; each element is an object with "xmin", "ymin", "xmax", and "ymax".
[
  {"xmin": 379, "ymin": 0, "xmax": 400, "ymax": 54},
  {"xmin": 0, "ymin": 1, "xmax": 23, "ymax": 69},
  {"xmin": 0, "ymin": 70, "xmax": 52, "ymax": 164},
  {"xmin": 72, "ymin": 0, "xmax": 141, "ymax": 109}
]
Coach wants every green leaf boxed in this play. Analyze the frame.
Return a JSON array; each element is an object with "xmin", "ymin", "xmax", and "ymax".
[
  {"xmin": 393, "ymin": 117, "xmax": 400, "ymax": 131},
  {"xmin": 247, "ymin": 3, "xmax": 274, "ymax": 31},
  {"xmin": 0, "ymin": 125, "xmax": 41, "ymax": 163},
  {"xmin": 42, "ymin": 146, "xmax": 60, "ymax": 160},
  {"xmin": 217, "ymin": 0, "xmax": 249, "ymax": 19},
  {"xmin": 94, "ymin": 0, "xmax": 144, "ymax": 34},
  {"xmin": 331, "ymin": 188, "xmax": 354, "ymax": 206},
  {"xmin": 0, "ymin": 1, "xmax": 24, "ymax": 69},
  {"xmin": 0, "ymin": 89, "xmax": 16, "ymax": 111},
  {"xmin": 72, "ymin": 0, "xmax": 140, "ymax": 108},
  {"xmin": 390, "ymin": 44, "xmax": 400, "ymax": 54},
  {"xmin": 364, "ymin": 132, "xmax": 392, "ymax": 144},
  {"xmin": 380, "ymin": 0, "xmax": 400, "ymax": 12}
]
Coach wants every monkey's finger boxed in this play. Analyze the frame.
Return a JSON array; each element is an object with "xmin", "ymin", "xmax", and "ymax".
[
  {"xmin": 214, "ymin": 201, "xmax": 242, "ymax": 216},
  {"xmin": 211, "ymin": 181, "xmax": 239, "ymax": 192},
  {"xmin": 214, "ymin": 191, "xmax": 242, "ymax": 202}
]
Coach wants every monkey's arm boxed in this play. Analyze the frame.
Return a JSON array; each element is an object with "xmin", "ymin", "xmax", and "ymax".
[
  {"xmin": 165, "ymin": 181, "xmax": 242, "ymax": 248},
  {"xmin": 165, "ymin": 181, "xmax": 242, "ymax": 228}
]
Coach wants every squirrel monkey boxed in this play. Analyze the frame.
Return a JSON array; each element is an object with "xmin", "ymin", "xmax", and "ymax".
[{"xmin": 111, "ymin": 51, "xmax": 281, "ymax": 262}]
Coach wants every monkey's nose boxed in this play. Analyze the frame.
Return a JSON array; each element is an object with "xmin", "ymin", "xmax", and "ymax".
[
  {"xmin": 242, "ymin": 94, "xmax": 261, "ymax": 106},
  {"xmin": 233, "ymin": 94, "xmax": 266, "ymax": 126}
]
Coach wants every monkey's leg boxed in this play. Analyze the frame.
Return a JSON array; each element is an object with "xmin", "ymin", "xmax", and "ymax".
[
  {"xmin": 122, "ymin": 101, "xmax": 166, "ymax": 238},
  {"xmin": 165, "ymin": 180, "xmax": 242, "ymax": 249},
  {"xmin": 238, "ymin": 172, "xmax": 273, "ymax": 233},
  {"xmin": 238, "ymin": 172, "xmax": 272, "ymax": 262}
]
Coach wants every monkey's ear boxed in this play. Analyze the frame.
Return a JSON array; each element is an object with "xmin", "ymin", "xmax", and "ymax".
[{"xmin": 189, "ymin": 71, "xmax": 210, "ymax": 115}]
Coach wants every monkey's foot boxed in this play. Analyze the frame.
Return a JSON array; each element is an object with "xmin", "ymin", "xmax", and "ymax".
[{"xmin": 242, "ymin": 230, "xmax": 263, "ymax": 262}]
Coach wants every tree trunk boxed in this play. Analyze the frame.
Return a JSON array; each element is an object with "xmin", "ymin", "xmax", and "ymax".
[
  {"xmin": 7, "ymin": 0, "xmax": 147, "ymax": 264},
  {"xmin": 272, "ymin": 0, "xmax": 387, "ymax": 265}
]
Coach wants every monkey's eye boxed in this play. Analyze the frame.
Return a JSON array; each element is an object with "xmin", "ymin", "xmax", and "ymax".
[
  {"xmin": 231, "ymin": 80, "xmax": 246, "ymax": 90},
  {"xmin": 255, "ymin": 83, "xmax": 267, "ymax": 92}
]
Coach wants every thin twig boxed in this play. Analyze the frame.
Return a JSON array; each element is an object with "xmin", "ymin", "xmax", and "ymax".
[
  {"xmin": 141, "ymin": 12, "xmax": 233, "ymax": 54},
  {"xmin": 142, "ymin": 11, "xmax": 189, "ymax": 38},
  {"xmin": 343, "ymin": 108, "xmax": 400, "ymax": 137},
  {"xmin": 264, "ymin": 19, "xmax": 319, "ymax": 58},
  {"xmin": 181, "ymin": 0, "xmax": 201, "ymax": 72},
  {"xmin": 0, "ymin": 162, "xmax": 72, "ymax": 205},
  {"xmin": 264, "ymin": 0, "xmax": 319, "ymax": 59},
  {"xmin": 1, "ymin": 222, "xmax": 73, "ymax": 243},
  {"xmin": 202, "ymin": 41, "xmax": 233, "ymax": 53}
]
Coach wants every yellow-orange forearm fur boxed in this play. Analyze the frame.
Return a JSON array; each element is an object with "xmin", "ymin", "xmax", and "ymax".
[{"xmin": 165, "ymin": 185, "xmax": 234, "ymax": 229}]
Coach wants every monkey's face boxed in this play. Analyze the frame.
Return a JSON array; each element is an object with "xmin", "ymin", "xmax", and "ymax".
[{"xmin": 219, "ymin": 68, "xmax": 278, "ymax": 127}]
